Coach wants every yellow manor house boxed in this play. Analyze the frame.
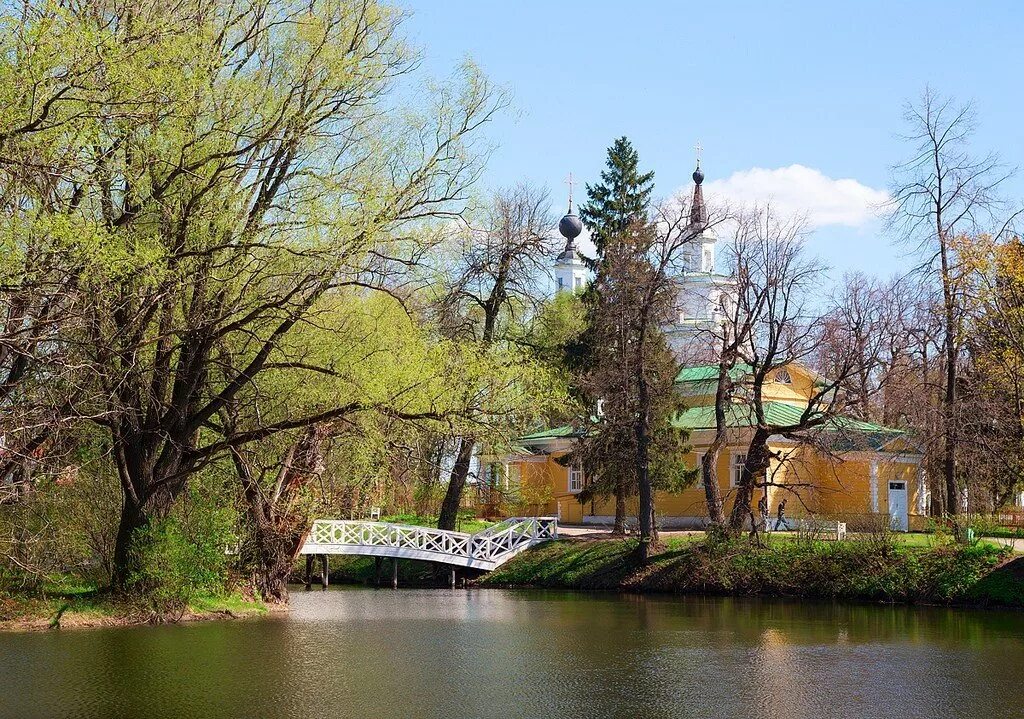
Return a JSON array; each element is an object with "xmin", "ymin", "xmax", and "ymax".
[{"xmin": 488, "ymin": 362, "xmax": 927, "ymax": 532}]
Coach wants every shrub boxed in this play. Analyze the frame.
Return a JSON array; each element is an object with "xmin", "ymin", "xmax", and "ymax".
[
  {"xmin": 0, "ymin": 469, "xmax": 120, "ymax": 593},
  {"xmin": 126, "ymin": 490, "xmax": 235, "ymax": 615}
]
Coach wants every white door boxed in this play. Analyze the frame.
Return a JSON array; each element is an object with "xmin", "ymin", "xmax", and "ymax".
[{"xmin": 888, "ymin": 481, "xmax": 908, "ymax": 531}]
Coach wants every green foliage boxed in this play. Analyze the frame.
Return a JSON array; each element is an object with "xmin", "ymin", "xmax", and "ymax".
[
  {"xmin": 126, "ymin": 492, "xmax": 235, "ymax": 614},
  {"xmin": 578, "ymin": 137, "xmax": 655, "ymax": 261},
  {"xmin": 0, "ymin": 464, "xmax": 120, "ymax": 592}
]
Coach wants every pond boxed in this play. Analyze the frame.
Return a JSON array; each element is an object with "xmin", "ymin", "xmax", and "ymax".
[{"xmin": 3, "ymin": 588, "xmax": 1024, "ymax": 718}]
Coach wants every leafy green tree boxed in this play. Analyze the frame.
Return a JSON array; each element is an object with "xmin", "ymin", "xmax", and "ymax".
[{"xmin": 0, "ymin": 0, "xmax": 506, "ymax": 591}]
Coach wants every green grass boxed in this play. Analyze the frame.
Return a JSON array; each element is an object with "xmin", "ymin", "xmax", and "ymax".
[
  {"xmin": 313, "ymin": 555, "xmax": 457, "ymax": 586},
  {"xmin": 480, "ymin": 536, "xmax": 1023, "ymax": 606},
  {"xmin": 744, "ymin": 530, "xmax": 1015, "ymax": 551},
  {"xmin": 481, "ymin": 537, "xmax": 641, "ymax": 589},
  {"xmin": 189, "ymin": 591, "xmax": 266, "ymax": 616},
  {"xmin": 1, "ymin": 587, "xmax": 266, "ymax": 629},
  {"xmin": 380, "ymin": 512, "xmax": 495, "ymax": 534}
]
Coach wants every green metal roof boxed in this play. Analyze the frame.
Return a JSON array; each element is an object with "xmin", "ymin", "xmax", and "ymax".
[
  {"xmin": 669, "ymin": 401, "xmax": 906, "ymax": 451},
  {"xmin": 517, "ymin": 425, "xmax": 582, "ymax": 441},
  {"xmin": 674, "ymin": 364, "xmax": 752, "ymax": 384}
]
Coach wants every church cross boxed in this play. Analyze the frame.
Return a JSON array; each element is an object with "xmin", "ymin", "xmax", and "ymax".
[
  {"xmin": 694, "ymin": 140, "xmax": 703, "ymax": 167},
  {"xmin": 565, "ymin": 172, "xmax": 575, "ymax": 205}
]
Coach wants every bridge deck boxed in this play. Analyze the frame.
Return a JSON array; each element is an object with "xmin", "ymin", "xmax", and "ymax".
[{"xmin": 300, "ymin": 517, "xmax": 558, "ymax": 571}]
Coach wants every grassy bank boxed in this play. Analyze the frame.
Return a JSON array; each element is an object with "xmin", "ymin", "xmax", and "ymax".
[
  {"xmin": 0, "ymin": 587, "xmax": 268, "ymax": 632},
  {"xmin": 478, "ymin": 536, "xmax": 1024, "ymax": 607}
]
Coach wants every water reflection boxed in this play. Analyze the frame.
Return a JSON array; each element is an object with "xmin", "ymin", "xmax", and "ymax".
[{"xmin": 2, "ymin": 588, "xmax": 1023, "ymax": 719}]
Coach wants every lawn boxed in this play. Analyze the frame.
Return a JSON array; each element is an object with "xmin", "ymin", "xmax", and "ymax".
[{"xmin": 380, "ymin": 512, "xmax": 495, "ymax": 533}]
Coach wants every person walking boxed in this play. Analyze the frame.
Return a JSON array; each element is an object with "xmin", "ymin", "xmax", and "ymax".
[{"xmin": 775, "ymin": 497, "xmax": 788, "ymax": 531}]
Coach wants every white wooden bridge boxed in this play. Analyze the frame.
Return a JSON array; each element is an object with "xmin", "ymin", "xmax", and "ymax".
[{"xmin": 300, "ymin": 516, "xmax": 558, "ymax": 572}]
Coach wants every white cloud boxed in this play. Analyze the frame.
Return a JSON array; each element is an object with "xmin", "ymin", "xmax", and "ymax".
[{"xmin": 701, "ymin": 164, "xmax": 889, "ymax": 229}]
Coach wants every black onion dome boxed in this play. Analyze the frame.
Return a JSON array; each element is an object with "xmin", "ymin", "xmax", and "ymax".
[
  {"xmin": 558, "ymin": 212, "xmax": 583, "ymax": 241},
  {"xmin": 692, "ymin": 165, "xmax": 704, "ymax": 185}
]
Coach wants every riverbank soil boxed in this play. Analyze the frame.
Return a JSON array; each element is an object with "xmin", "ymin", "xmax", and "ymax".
[
  {"xmin": 478, "ymin": 536, "xmax": 1024, "ymax": 607},
  {"xmin": 0, "ymin": 591, "xmax": 269, "ymax": 632}
]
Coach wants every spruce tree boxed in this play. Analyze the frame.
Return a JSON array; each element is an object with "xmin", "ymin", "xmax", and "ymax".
[
  {"xmin": 579, "ymin": 136, "xmax": 655, "ymax": 264},
  {"xmin": 565, "ymin": 138, "xmax": 660, "ymax": 534}
]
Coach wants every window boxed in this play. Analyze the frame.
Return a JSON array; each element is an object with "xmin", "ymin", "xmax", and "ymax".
[
  {"xmin": 574, "ymin": 275, "xmax": 583, "ymax": 290},
  {"xmin": 694, "ymin": 452, "xmax": 705, "ymax": 488},
  {"xmin": 568, "ymin": 466, "xmax": 584, "ymax": 493},
  {"xmin": 557, "ymin": 277, "xmax": 564, "ymax": 290},
  {"xmin": 505, "ymin": 463, "xmax": 520, "ymax": 491},
  {"xmin": 730, "ymin": 453, "xmax": 746, "ymax": 488},
  {"xmin": 773, "ymin": 368, "xmax": 792, "ymax": 384}
]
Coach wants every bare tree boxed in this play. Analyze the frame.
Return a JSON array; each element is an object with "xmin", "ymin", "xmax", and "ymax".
[
  {"xmin": 433, "ymin": 183, "xmax": 555, "ymax": 530},
  {"xmin": 723, "ymin": 210, "xmax": 862, "ymax": 533},
  {"xmin": 697, "ymin": 217, "xmax": 762, "ymax": 528},
  {"xmin": 889, "ymin": 87, "xmax": 1014, "ymax": 515}
]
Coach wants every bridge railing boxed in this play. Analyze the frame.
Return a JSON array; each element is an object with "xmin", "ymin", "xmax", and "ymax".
[
  {"xmin": 304, "ymin": 516, "xmax": 557, "ymax": 567},
  {"xmin": 468, "ymin": 516, "xmax": 557, "ymax": 563}
]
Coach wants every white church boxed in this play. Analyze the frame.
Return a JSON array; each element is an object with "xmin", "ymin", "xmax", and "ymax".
[{"xmin": 552, "ymin": 162, "xmax": 737, "ymax": 358}]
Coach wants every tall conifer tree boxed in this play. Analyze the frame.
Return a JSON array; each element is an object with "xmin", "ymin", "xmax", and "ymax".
[
  {"xmin": 567, "ymin": 138, "xmax": 658, "ymax": 533},
  {"xmin": 579, "ymin": 136, "xmax": 655, "ymax": 265}
]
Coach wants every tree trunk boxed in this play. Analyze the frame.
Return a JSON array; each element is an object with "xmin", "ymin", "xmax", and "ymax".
[
  {"xmin": 702, "ymin": 362, "xmax": 732, "ymax": 527},
  {"xmin": 702, "ymin": 443, "xmax": 726, "ymax": 527},
  {"xmin": 247, "ymin": 520, "xmax": 306, "ymax": 603},
  {"xmin": 728, "ymin": 429, "xmax": 771, "ymax": 531},
  {"xmin": 635, "ymin": 352, "xmax": 654, "ymax": 562},
  {"xmin": 111, "ymin": 462, "xmax": 183, "ymax": 592},
  {"xmin": 231, "ymin": 426, "xmax": 328, "ymax": 603},
  {"xmin": 111, "ymin": 495, "xmax": 149, "ymax": 591},
  {"xmin": 937, "ymin": 218, "xmax": 959, "ymax": 516},
  {"xmin": 438, "ymin": 438, "xmax": 475, "ymax": 531},
  {"xmin": 613, "ymin": 486, "xmax": 627, "ymax": 534},
  {"xmin": 636, "ymin": 448, "xmax": 653, "ymax": 560}
]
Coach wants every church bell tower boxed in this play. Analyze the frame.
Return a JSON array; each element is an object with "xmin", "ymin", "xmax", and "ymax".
[{"xmin": 554, "ymin": 176, "xmax": 587, "ymax": 294}]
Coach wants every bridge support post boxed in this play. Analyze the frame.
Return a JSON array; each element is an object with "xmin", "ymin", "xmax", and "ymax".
[
  {"xmin": 304, "ymin": 555, "xmax": 313, "ymax": 589},
  {"xmin": 320, "ymin": 554, "xmax": 329, "ymax": 588},
  {"xmin": 391, "ymin": 557, "xmax": 398, "ymax": 589},
  {"xmin": 374, "ymin": 557, "xmax": 382, "ymax": 588},
  {"xmin": 449, "ymin": 567, "xmax": 456, "ymax": 589}
]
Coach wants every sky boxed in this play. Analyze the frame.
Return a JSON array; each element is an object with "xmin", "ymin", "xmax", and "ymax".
[{"xmin": 400, "ymin": 0, "xmax": 1024, "ymax": 280}]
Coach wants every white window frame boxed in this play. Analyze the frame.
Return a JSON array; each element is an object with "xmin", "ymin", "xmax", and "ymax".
[
  {"xmin": 568, "ymin": 465, "xmax": 584, "ymax": 493},
  {"xmin": 694, "ymin": 452, "xmax": 706, "ymax": 488},
  {"xmin": 506, "ymin": 462, "xmax": 520, "ymax": 490},
  {"xmin": 730, "ymin": 453, "xmax": 746, "ymax": 488},
  {"xmin": 773, "ymin": 368, "xmax": 792, "ymax": 384}
]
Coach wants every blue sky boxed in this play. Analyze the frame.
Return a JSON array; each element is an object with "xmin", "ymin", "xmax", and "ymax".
[{"xmin": 401, "ymin": 0, "xmax": 1023, "ymax": 279}]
